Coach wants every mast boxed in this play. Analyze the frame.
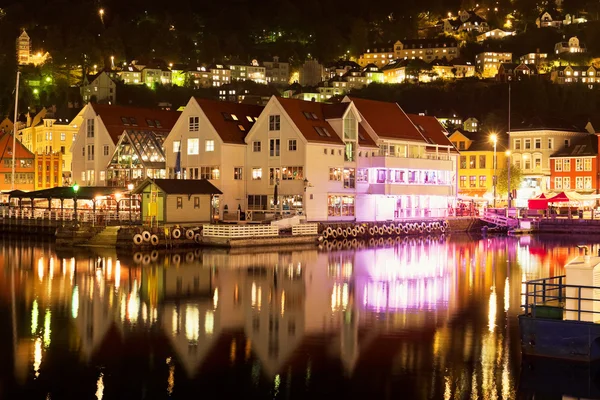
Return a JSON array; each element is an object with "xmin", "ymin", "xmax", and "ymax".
[{"xmin": 11, "ymin": 71, "xmax": 20, "ymax": 190}]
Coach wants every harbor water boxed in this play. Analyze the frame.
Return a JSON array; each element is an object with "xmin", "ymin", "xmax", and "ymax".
[{"xmin": 0, "ymin": 234, "xmax": 593, "ymax": 399}]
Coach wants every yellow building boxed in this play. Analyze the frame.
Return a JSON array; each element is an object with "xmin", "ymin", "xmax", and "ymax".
[
  {"xmin": 34, "ymin": 152, "xmax": 63, "ymax": 189},
  {"xmin": 19, "ymin": 116, "xmax": 82, "ymax": 186},
  {"xmin": 448, "ymin": 130, "xmax": 507, "ymax": 199}
]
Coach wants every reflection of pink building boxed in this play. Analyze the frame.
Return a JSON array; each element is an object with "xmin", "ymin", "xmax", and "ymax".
[{"xmin": 353, "ymin": 244, "xmax": 457, "ymax": 313}]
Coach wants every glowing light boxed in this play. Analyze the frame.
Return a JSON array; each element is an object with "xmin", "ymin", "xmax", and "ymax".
[
  {"xmin": 230, "ymin": 340, "xmax": 237, "ymax": 363},
  {"xmin": 167, "ymin": 358, "xmax": 175, "ymax": 395},
  {"xmin": 281, "ymin": 291, "xmax": 285, "ymax": 316},
  {"xmin": 504, "ymin": 277, "xmax": 510, "ymax": 312},
  {"xmin": 96, "ymin": 372, "xmax": 104, "ymax": 400},
  {"xmin": 70, "ymin": 257, "xmax": 75, "ymax": 284},
  {"xmin": 33, "ymin": 337, "xmax": 42, "ymax": 378},
  {"xmin": 72, "ymin": 286, "xmax": 79, "ymax": 318},
  {"xmin": 115, "ymin": 260, "xmax": 121, "ymax": 289},
  {"xmin": 213, "ymin": 288, "xmax": 219, "ymax": 309},
  {"xmin": 127, "ymin": 291, "xmax": 140, "ymax": 323},
  {"xmin": 172, "ymin": 308, "xmax": 178, "ymax": 336},
  {"xmin": 31, "ymin": 300, "xmax": 39, "ymax": 334},
  {"xmin": 43, "ymin": 309, "xmax": 51, "ymax": 347},
  {"xmin": 185, "ymin": 306, "xmax": 199, "ymax": 342},
  {"xmin": 204, "ymin": 311, "xmax": 214, "ymax": 334},
  {"xmin": 37, "ymin": 257, "xmax": 44, "ymax": 281},
  {"xmin": 488, "ymin": 287, "xmax": 497, "ymax": 333}
]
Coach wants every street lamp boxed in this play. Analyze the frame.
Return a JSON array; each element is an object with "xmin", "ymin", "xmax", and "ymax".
[
  {"xmin": 72, "ymin": 183, "xmax": 79, "ymax": 224},
  {"xmin": 506, "ymin": 150, "xmax": 512, "ymax": 209},
  {"xmin": 490, "ymin": 133, "xmax": 498, "ymax": 208},
  {"xmin": 127, "ymin": 183, "xmax": 134, "ymax": 223}
]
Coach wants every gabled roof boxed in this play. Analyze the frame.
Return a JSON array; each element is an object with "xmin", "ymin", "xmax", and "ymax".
[
  {"xmin": 550, "ymin": 134, "xmax": 598, "ymax": 157},
  {"xmin": 133, "ymin": 178, "xmax": 223, "ymax": 195},
  {"xmin": 91, "ymin": 103, "xmax": 180, "ymax": 144},
  {"xmin": 194, "ymin": 98, "xmax": 263, "ymax": 145},
  {"xmin": 322, "ymin": 102, "xmax": 350, "ymax": 119},
  {"xmin": 349, "ymin": 97, "xmax": 425, "ymax": 142},
  {"xmin": 511, "ymin": 116, "xmax": 586, "ymax": 132},
  {"xmin": 275, "ymin": 97, "xmax": 344, "ymax": 145},
  {"xmin": 380, "ymin": 59, "xmax": 409, "ymax": 71},
  {"xmin": 406, "ymin": 114, "xmax": 456, "ymax": 150},
  {"xmin": 0, "ymin": 132, "xmax": 34, "ymax": 160}
]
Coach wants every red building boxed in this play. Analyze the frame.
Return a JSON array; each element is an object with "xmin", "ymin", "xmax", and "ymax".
[
  {"xmin": 549, "ymin": 134, "xmax": 598, "ymax": 193},
  {"xmin": 0, "ymin": 132, "xmax": 35, "ymax": 191}
]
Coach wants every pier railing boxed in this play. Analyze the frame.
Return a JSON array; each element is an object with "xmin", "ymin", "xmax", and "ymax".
[
  {"xmin": 203, "ymin": 224, "xmax": 280, "ymax": 238},
  {"xmin": 522, "ymin": 275, "xmax": 600, "ymax": 322}
]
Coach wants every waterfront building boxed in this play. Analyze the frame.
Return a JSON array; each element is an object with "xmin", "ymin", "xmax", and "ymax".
[
  {"xmin": 71, "ymin": 104, "xmax": 180, "ymax": 187},
  {"xmin": 34, "ymin": 152, "xmax": 63, "ymax": 189},
  {"xmin": 19, "ymin": 116, "xmax": 81, "ymax": 186},
  {"xmin": 244, "ymin": 96, "xmax": 457, "ymax": 222},
  {"xmin": 162, "ymin": 97, "xmax": 264, "ymax": 218},
  {"xmin": 0, "ymin": 132, "xmax": 35, "ymax": 191},
  {"xmin": 549, "ymin": 134, "xmax": 598, "ymax": 193},
  {"xmin": 448, "ymin": 128, "xmax": 506, "ymax": 199},
  {"xmin": 133, "ymin": 178, "xmax": 222, "ymax": 225},
  {"xmin": 509, "ymin": 117, "xmax": 589, "ymax": 200}
]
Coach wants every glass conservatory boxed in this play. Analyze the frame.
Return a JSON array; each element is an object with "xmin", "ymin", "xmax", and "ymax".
[{"xmin": 106, "ymin": 130, "xmax": 167, "ymax": 187}]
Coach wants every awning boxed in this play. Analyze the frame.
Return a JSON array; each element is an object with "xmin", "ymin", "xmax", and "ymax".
[{"xmin": 8, "ymin": 186, "xmax": 126, "ymax": 200}]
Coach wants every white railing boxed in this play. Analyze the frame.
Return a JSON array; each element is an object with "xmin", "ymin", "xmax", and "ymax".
[
  {"xmin": 292, "ymin": 223, "xmax": 318, "ymax": 235},
  {"xmin": 481, "ymin": 210, "xmax": 518, "ymax": 228},
  {"xmin": 203, "ymin": 224, "xmax": 280, "ymax": 238}
]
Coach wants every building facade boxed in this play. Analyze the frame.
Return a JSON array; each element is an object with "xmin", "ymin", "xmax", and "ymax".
[
  {"xmin": 475, "ymin": 52, "xmax": 512, "ymax": 78},
  {"xmin": 509, "ymin": 119, "xmax": 590, "ymax": 200},
  {"xmin": 549, "ymin": 134, "xmax": 598, "ymax": 193},
  {"xmin": 34, "ymin": 152, "xmax": 62, "ymax": 189},
  {"xmin": 0, "ymin": 132, "xmax": 35, "ymax": 191},
  {"xmin": 262, "ymin": 56, "xmax": 290, "ymax": 85},
  {"xmin": 71, "ymin": 104, "xmax": 179, "ymax": 187},
  {"xmin": 243, "ymin": 96, "xmax": 457, "ymax": 222},
  {"xmin": 358, "ymin": 39, "xmax": 459, "ymax": 67},
  {"xmin": 81, "ymin": 71, "xmax": 117, "ymax": 104},
  {"xmin": 448, "ymin": 129, "xmax": 506, "ymax": 200},
  {"xmin": 162, "ymin": 97, "xmax": 264, "ymax": 218}
]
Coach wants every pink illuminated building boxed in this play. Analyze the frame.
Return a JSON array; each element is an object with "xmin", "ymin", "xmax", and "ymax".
[{"xmin": 244, "ymin": 95, "xmax": 458, "ymax": 221}]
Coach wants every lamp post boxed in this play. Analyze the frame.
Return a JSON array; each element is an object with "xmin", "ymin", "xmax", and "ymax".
[
  {"xmin": 127, "ymin": 183, "xmax": 134, "ymax": 223},
  {"xmin": 506, "ymin": 151, "xmax": 512, "ymax": 209},
  {"xmin": 73, "ymin": 182, "xmax": 79, "ymax": 224},
  {"xmin": 491, "ymin": 133, "xmax": 498, "ymax": 208}
]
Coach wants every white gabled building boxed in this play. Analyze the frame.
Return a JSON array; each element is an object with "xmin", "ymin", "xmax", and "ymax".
[
  {"xmin": 71, "ymin": 104, "xmax": 180, "ymax": 186},
  {"xmin": 243, "ymin": 96, "xmax": 457, "ymax": 222},
  {"xmin": 163, "ymin": 98, "xmax": 264, "ymax": 218},
  {"xmin": 348, "ymin": 97, "xmax": 458, "ymax": 221}
]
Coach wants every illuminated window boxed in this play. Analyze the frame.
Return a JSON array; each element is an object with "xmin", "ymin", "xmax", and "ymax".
[
  {"xmin": 173, "ymin": 140, "xmax": 180, "ymax": 153},
  {"xmin": 205, "ymin": 140, "xmax": 214, "ymax": 152},
  {"xmin": 584, "ymin": 158, "xmax": 592, "ymax": 171},
  {"xmin": 554, "ymin": 159, "xmax": 562, "ymax": 171},
  {"xmin": 564, "ymin": 159, "xmax": 571, "ymax": 171},
  {"xmin": 554, "ymin": 177, "xmax": 562, "ymax": 189},
  {"xmin": 563, "ymin": 177, "xmax": 571, "ymax": 189},
  {"xmin": 234, "ymin": 167, "xmax": 243, "ymax": 180},
  {"xmin": 252, "ymin": 168, "xmax": 262, "ymax": 180},
  {"xmin": 187, "ymin": 138, "xmax": 199, "ymax": 155},
  {"xmin": 479, "ymin": 175, "xmax": 486, "ymax": 187}
]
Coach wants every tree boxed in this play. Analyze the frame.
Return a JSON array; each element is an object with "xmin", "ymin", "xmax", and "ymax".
[{"xmin": 497, "ymin": 164, "xmax": 523, "ymax": 196}]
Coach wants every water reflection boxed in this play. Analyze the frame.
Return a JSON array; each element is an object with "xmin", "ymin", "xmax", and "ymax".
[{"xmin": 0, "ymin": 234, "xmax": 596, "ymax": 398}]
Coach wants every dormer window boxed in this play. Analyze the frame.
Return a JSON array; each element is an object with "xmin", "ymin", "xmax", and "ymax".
[
  {"xmin": 121, "ymin": 117, "xmax": 129, "ymax": 125},
  {"xmin": 146, "ymin": 119, "xmax": 155, "ymax": 127},
  {"xmin": 129, "ymin": 118, "xmax": 137, "ymax": 126}
]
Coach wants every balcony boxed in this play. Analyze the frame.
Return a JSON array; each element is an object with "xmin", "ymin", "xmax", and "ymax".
[
  {"xmin": 369, "ymin": 151, "xmax": 454, "ymax": 170},
  {"xmin": 369, "ymin": 183, "xmax": 453, "ymax": 196}
]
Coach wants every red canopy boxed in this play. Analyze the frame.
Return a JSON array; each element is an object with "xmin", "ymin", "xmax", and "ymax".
[
  {"xmin": 547, "ymin": 192, "xmax": 572, "ymax": 203},
  {"xmin": 528, "ymin": 193, "xmax": 548, "ymax": 210}
]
